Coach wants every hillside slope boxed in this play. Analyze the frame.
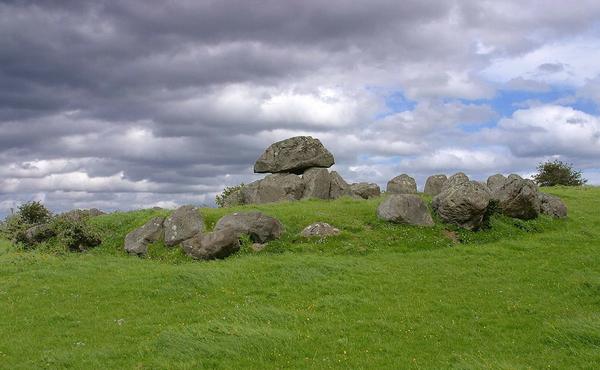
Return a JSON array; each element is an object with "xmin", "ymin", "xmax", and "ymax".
[{"xmin": 1, "ymin": 187, "xmax": 599, "ymax": 368}]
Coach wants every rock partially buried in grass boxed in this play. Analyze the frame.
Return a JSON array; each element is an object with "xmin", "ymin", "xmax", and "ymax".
[
  {"xmin": 124, "ymin": 216, "xmax": 164, "ymax": 256},
  {"xmin": 424, "ymin": 174, "xmax": 447, "ymax": 196},
  {"xmin": 60, "ymin": 208, "xmax": 105, "ymax": 222},
  {"xmin": 24, "ymin": 223, "xmax": 56, "ymax": 245},
  {"xmin": 377, "ymin": 194, "xmax": 434, "ymax": 227},
  {"xmin": 214, "ymin": 211, "xmax": 284, "ymax": 243},
  {"xmin": 387, "ymin": 174, "xmax": 417, "ymax": 194},
  {"xmin": 539, "ymin": 193, "xmax": 567, "ymax": 218},
  {"xmin": 182, "ymin": 228, "xmax": 240, "ymax": 260},
  {"xmin": 163, "ymin": 205, "xmax": 204, "ymax": 247},
  {"xmin": 350, "ymin": 182, "xmax": 381, "ymax": 199},
  {"xmin": 493, "ymin": 174, "xmax": 540, "ymax": 220},
  {"xmin": 433, "ymin": 180, "xmax": 491, "ymax": 230},
  {"xmin": 254, "ymin": 136, "xmax": 335, "ymax": 174},
  {"xmin": 300, "ymin": 222, "xmax": 341, "ymax": 237}
]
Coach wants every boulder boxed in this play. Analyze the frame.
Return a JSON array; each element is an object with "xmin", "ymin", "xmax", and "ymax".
[
  {"xmin": 329, "ymin": 171, "xmax": 353, "ymax": 199},
  {"xmin": 182, "ymin": 228, "xmax": 240, "ymax": 260},
  {"xmin": 441, "ymin": 172, "xmax": 470, "ymax": 192},
  {"xmin": 302, "ymin": 168, "xmax": 331, "ymax": 200},
  {"xmin": 424, "ymin": 174, "xmax": 447, "ymax": 196},
  {"xmin": 24, "ymin": 223, "xmax": 56, "ymax": 245},
  {"xmin": 300, "ymin": 222, "xmax": 341, "ymax": 237},
  {"xmin": 214, "ymin": 212, "xmax": 284, "ymax": 243},
  {"xmin": 487, "ymin": 174, "xmax": 507, "ymax": 193},
  {"xmin": 254, "ymin": 136, "xmax": 335, "ymax": 174},
  {"xmin": 539, "ymin": 193, "xmax": 568, "ymax": 218},
  {"xmin": 493, "ymin": 174, "xmax": 540, "ymax": 220},
  {"xmin": 60, "ymin": 208, "xmax": 105, "ymax": 222},
  {"xmin": 350, "ymin": 182, "xmax": 381, "ymax": 199},
  {"xmin": 124, "ymin": 216, "xmax": 164, "ymax": 256},
  {"xmin": 433, "ymin": 181, "xmax": 491, "ymax": 230},
  {"xmin": 387, "ymin": 174, "xmax": 417, "ymax": 194},
  {"xmin": 163, "ymin": 205, "xmax": 204, "ymax": 247},
  {"xmin": 377, "ymin": 194, "xmax": 434, "ymax": 227},
  {"xmin": 241, "ymin": 173, "xmax": 305, "ymax": 204}
]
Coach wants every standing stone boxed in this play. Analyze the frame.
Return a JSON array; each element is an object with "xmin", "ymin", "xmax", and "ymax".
[
  {"xmin": 493, "ymin": 174, "xmax": 540, "ymax": 220},
  {"xmin": 329, "ymin": 171, "xmax": 353, "ymax": 199},
  {"xmin": 163, "ymin": 205, "xmax": 204, "ymax": 247},
  {"xmin": 487, "ymin": 174, "xmax": 507, "ymax": 193},
  {"xmin": 433, "ymin": 181, "xmax": 491, "ymax": 230},
  {"xmin": 302, "ymin": 168, "xmax": 331, "ymax": 200},
  {"xmin": 350, "ymin": 182, "xmax": 381, "ymax": 199},
  {"xmin": 387, "ymin": 174, "xmax": 417, "ymax": 194},
  {"xmin": 182, "ymin": 228, "xmax": 240, "ymax": 260},
  {"xmin": 539, "ymin": 193, "xmax": 568, "ymax": 218},
  {"xmin": 254, "ymin": 136, "xmax": 335, "ymax": 174},
  {"xmin": 214, "ymin": 212, "xmax": 284, "ymax": 243},
  {"xmin": 300, "ymin": 222, "xmax": 341, "ymax": 237},
  {"xmin": 377, "ymin": 194, "xmax": 434, "ymax": 227},
  {"xmin": 424, "ymin": 175, "xmax": 448, "ymax": 196},
  {"xmin": 242, "ymin": 173, "xmax": 305, "ymax": 204},
  {"xmin": 441, "ymin": 172, "xmax": 470, "ymax": 192},
  {"xmin": 124, "ymin": 216, "xmax": 164, "ymax": 256}
]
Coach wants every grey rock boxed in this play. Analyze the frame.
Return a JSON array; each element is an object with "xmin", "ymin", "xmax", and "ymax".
[
  {"xmin": 300, "ymin": 222, "xmax": 341, "ymax": 237},
  {"xmin": 441, "ymin": 172, "xmax": 470, "ymax": 192},
  {"xmin": 24, "ymin": 223, "xmax": 56, "ymax": 245},
  {"xmin": 214, "ymin": 211, "xmax": 284, "ymax": 243},
  {"xmin": 487, "ymin": 174, "xmax": 507, "ymax": 193},
  {"xmin": 494, "ymin": 174, "xmax": 540, "ymax": 220},
  {"xmin": 254, "ymin": 136, "xmax": 335, "ymax": 174},
  {"xmin": 163, "ymin": 205, "xmax": 204, "ymax": 247},
  {"xmin": 433, "ymin": 181, "xmax": 491, "ymax": 230},
  {"xmin": 424, "ymin": 174, "xmax": 448, "ymax": 196},
  {"xmin": 302, "ymin": 168, "xmax": 331, "ymax": 200},
  {"xmin": 350, "ymin": 182, "xmax": 381, "ymax": 199},
  {"xmin": 60, "ymin": 208, "xmax": 105, "ymax": 222},
  {"xmin": 242, "ymin": 173, "xmax": 305, "ymax": 204},
  {"xmin": 387, "ymin": 174, "xmax": 417, "ymax": 194},
  {"xmin": 182, "ymin": 228, "xmax": 240, "ymax": 260},
  {"xmin": 539, "ymin": 193, "xmax": 568, "ymax": 218},
  {"xmin": 377, "ymin": 194, "xmax": 434, "ymax": 227},
  {"xmin": 124, "ymin": 216, "xmax": 164, "ymax": 256},
  {"xmin": 329, "ymin": 171, "xmax": 353, "ymax": 199}
]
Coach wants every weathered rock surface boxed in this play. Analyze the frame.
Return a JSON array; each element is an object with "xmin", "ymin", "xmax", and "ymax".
[
  {"xmin": 182, "ymin": 228, "xmax": 240, "ymax": 260},
  {"xmin": 242, "ymin": 173, "xmax": 305, "ymax": 204},
  {"xmin": 433, "ymin": 181, "xmax": 491, "ymax": 230},
  {"xmin": 300, "ymin": 222, "xmax": 341, "ymax": 237},
  {"xmin": 424, "ymin": 174, "xmax": 447, "ymax": 196},
  {"xmin": 493, "ymin": 174, "xmax": 540, "ymax": 220},
  {"xmin": 329, "ymin": 171, "xmax": 353, "ymax": 199},
  {"xmin": 487, "ymin": 174, "xmax": 507, "ymax": 193},
  {"xmin": 61, "ymin": 208, "xmax": 105, "ymax": 222},
  {"xmin": 24, "ymin": 223, "xmax": 56, "ymax": 245},
  {"xmin": 539, "ymin": 193, "xmax": 567, "ymax": 218},
  {"xmin": 214, "ymin": 212, "xmax": 284, "ymax": 243},
  {"xmin": 124, "ymin": 216, "xmax": 164, "ymax": 256},
  {"xmin": 163, "ymin": 205, "xmax": 204, "ymax": 247},
  {"xmin": 302, "ymin": 168, "xmax": 331, "ymax": 199},
  {"xmin": 387, "ymin": 174, "xmax": 417, "ymax": 194},
  {"xmin": 350, "ymin": 182, "xmax": 381, "ymax": 199},
  {"xmin": 254, "ymin": 136, "xmax": 335, "ymax": 174},
  {"xmin": 377, "ymin": 194, "xmax": 434, "ymax": 226},
  {"xmin": 441, "ymin": 172, "xmax": 470, "ymax": 192}
]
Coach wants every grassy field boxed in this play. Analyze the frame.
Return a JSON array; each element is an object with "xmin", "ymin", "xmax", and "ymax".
[{"xmin": 1, "ymin": 187, "xmax": 599, "ymax": 369}]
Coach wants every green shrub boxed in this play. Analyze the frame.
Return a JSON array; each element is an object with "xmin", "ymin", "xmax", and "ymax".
[
  {"xmin": 17, "ymin": 201, "xmax": 52, "ymax": 224},
  {"xmin": 215, "ymin": 183, "xmax": 245, "ymax": 207},
  {"xmin": 50, "ymin": 216, "xmax": 101, "ymax": 252},
  {"xmin": 533, "ymin": 160, "xmax": 587, "ymax": 186}
]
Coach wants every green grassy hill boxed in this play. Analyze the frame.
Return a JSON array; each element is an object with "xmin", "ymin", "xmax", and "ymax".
[{"xmin": 1, "ymin": 187, "xmax": 599, "ymax": 369}]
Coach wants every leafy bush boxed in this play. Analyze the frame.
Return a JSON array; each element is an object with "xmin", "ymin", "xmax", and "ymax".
[
  {"xmin": 215, "ymin": 183, "xmax": 245, "ymax": 207},
  {"xmin": 50, "ymin": 216, "xmax": 101, "ymax": 251},
  {"xmin": 533, "ymin": 160, "xmax": 587, "ymax": 187},
  {"xmin": 17, "ymin": 201, "xmax": 52, "ymax": 224}
]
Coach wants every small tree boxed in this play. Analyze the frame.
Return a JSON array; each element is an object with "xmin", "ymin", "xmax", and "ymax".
[
  {"xmin": 533, "ymin": 160, "xmax": 587, "ymax": 187},
  {"xmin": 215, "ymin": 183, "xmax": 245, "ymax": 208},
  {"xmin": 18, "ymin": 201, "xmax": 52, "ymax": 224}
]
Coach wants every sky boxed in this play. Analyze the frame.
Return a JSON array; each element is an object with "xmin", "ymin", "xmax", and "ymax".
[{"xmin": 1, "ymin": 0, "xmax": 600, "ymax": 215}]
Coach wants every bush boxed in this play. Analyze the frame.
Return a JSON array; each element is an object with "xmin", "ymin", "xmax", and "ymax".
[
  {"xmin": 215, "ymin": 183, "xmax": 245, "ymax": 207},
  {"xmin": 533, "ymin": 160, "xmax": 587, "ymax": 187},
  {"xmin": 17, "ymin": 201, "xmax": 52, "ymax": 224},
  {"xmin": 50, "ymin": 216, "xmax": 102, "ymax": 252}
]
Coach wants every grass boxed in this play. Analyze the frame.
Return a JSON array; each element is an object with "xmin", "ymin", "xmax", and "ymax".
[{"xmin": 0, "ymin": 187, "xmax": 599, "ymax": 369}]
